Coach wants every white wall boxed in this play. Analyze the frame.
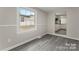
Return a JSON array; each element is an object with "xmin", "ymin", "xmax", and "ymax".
[
  {"xmin": 47, "ymin": 7, "xmax": 79, "ymax": 40},
  {"xmin": 47, "ymin": 12, "xmax": 55, "ymax": 34},
  {"xmin": 0, "ymin": 7, "xmax": 79, "ymax": 50},
  {"xmin": 17, "ymin": 8, "xmax": 48, "ymax": 45},
  {"xmin": 67, "ymin": 7, "xmax": 79, "ymax": 39},
  {"xmin": 0, "ymin": 7, "xmax": 48, "ymax": 50}
]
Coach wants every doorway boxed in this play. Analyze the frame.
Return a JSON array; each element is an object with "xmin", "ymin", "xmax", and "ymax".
[{"xmin": 55, "ymin": 14, "xmax": 67, "ymax": 35}]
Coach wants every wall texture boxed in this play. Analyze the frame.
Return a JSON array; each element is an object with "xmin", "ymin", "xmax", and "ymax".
[
  {"xmin": 67, "ymin": 7, "xmax": 79, "ymax": 39},
  {"xmin": 0, "ymin": 7, "xmax": 79, "ymax": 50},
  {"xmin": 0, "ymin": 7, "xmax": 48, "ymax": 50},
  {"xmin": 47, "ymin": 7, "xmax": 79, "ymax": 40}
]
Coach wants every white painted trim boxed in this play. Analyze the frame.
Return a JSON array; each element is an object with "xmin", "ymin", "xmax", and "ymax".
[
  {"xmin": 2, "ymin": 32, "xmax": 79, "ymax": 51},
  {"xmin": 49, "ymin": 33, "xmax": 79, "ymax": 41},
  {"xmin": 1, "ymin": 33, "xmax": 47, "ymax": 51},
  {"xmin": 16, "ymin": 7, "xmax": 37, "ymax": 34}
]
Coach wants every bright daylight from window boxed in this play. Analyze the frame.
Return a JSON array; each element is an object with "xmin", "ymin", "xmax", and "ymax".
[{"xmin": 18, "ymin": 8, "xmax": 36, "ymax": 32}]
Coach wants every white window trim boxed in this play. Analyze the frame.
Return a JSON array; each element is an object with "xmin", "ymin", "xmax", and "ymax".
[{"xmin": 16, "ymin": 7, "xmax": 37, "ymax": 34}]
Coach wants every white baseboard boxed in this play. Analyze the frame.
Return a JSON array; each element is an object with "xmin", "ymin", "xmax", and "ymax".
[
  {"xmin": 49, "ymin": 33, "xmax": 79, "ymax": 41},
  {"xmin": 2, "ymin": 33, "xmax": 79, "ymax": 51},
  {"xmin": 2, "ymin": 33, "xmax": 47, "ymax": 51}
]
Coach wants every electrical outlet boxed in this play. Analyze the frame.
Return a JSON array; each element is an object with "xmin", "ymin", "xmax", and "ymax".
[{"xmin": 8, "ymin": 38, "xmax": 11, "ymax": 43}]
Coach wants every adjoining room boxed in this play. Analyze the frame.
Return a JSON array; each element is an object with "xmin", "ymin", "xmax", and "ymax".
[{"xmin": 0, "ymin": 7, "xmax": 79, "ymax": 51}]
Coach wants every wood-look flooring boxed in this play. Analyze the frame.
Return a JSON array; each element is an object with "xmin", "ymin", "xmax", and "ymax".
[
  {"xmin": 10, "ymin": 34, "xmax": 79, "ymax": 51},
  {"xmin": 55, "ymin": 29, "xmax": 66, "ymax": 35}
]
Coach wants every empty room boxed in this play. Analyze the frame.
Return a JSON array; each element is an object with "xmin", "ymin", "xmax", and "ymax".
[{"xmin": 0, "ymin": 7, "xmax": 79, "ymax": 51}]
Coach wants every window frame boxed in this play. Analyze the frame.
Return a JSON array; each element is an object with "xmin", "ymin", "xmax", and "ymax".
[{"xmin": 16, "ymin": 7, "xmax": 37, "ymax": 34}]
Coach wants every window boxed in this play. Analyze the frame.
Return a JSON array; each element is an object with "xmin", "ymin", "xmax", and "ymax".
[{"xmin": 17, "ymin": 8, "xmax": 37, "ymax": 33}]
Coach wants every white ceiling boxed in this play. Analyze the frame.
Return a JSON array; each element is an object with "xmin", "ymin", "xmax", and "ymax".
[{"xmin": 38, "ymin": 7, "xmax": 67, "ymax": 13}]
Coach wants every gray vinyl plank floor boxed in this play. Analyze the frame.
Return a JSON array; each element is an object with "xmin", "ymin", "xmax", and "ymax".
[
  {"xmin": 55, "ymin": 29, "xmax": 66, "ymax": 35},
  {"xmin": 10, "ymin": 34, "xmax": 79, "ymax": 51}
]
